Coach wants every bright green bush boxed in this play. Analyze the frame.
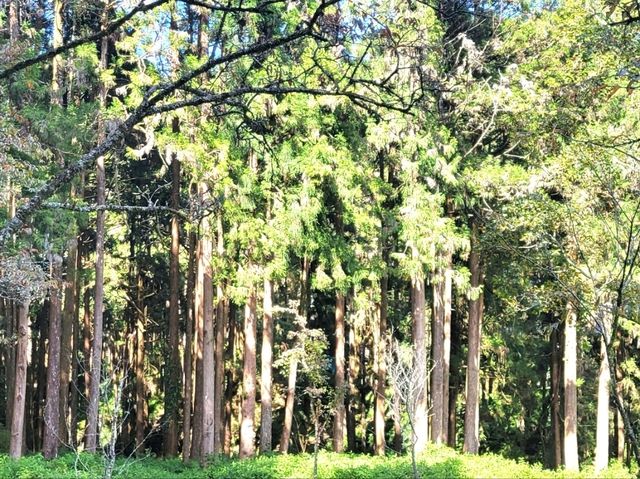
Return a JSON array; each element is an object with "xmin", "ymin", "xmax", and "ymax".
[{"xmin": 0, "ymin": 446, "xmax": 635, "ymax": 479}]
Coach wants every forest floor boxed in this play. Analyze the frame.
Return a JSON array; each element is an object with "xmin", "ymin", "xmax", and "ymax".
[{"xmin": 0, "ymin": 444, "xmax": 636, "ymax": 479}]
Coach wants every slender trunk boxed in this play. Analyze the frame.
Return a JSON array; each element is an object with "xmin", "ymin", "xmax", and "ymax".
[
  {"xmin": 214, "ymin": 214, "xmax": 226, "ymax": 454},
  {"xmin": 448, "ymin": 383, "xmax": 457, "ymax": 448},
  {"xmin": 280, "ymin": 257, "xmax": 309, "ymax": 453},
  {"xmin": 412, "ymin": 269, "xmax": 428, "ymax": 453},
  {"xmin": 51, "ymin": 0, "xmax": 64, "ymax": 105},
  {"xmin": 85, "ymin": 153, "xmax": 105, "ymax": 452},
  {"xmin": 191, "ymin": 237, "xmax": 204, "ymax": 460},
  {"xmin": 374, "ymin": 274, "xmax": 388, "ymax": 456},
  {"xmin": 563, "ymin": 301, "xmax": 579, "ymax": 472},
  {"xmin": 135, "ymin": 268, "xmax": 147, "ymax": 454},
  {"xmin": 201, "ymin": 207, "xmax": 215, "ymax": 461},
  {"xmin": 182, "ymin": 231, "xmax": 196, "ymax": 461},
  {"xmin": 82, "ymin": 286, "xmax": 92, "ymax": 411},
  {"xmin": 550, "ymin": 326, "xmax": 562, "ymax": 468},
  {"xmin": 595, "ymin": 336, "xmax": 610, "ymax": 473},
  {"xmin": 69, "ymin": 249, "xmax": 82, "ymax": 448},
  {"xmin": 616, "ymin": 358, "xmax": 625, "ymax": 461},
  {"xmin": 43, "ymin": 255, "xmax": 63, "ymax": 459},
  {"xmin": 346, "ymin": 321, "xmax": 358, "ymax": 452},
  {"xmin": 431, "ymin": 266, "xmax": 445, "ymax": 445},
  {"xmin": 34, "ymin": 314, "xmax": 47, "ymax": 451},
  {"xmin": 5, "ymin": 300, "xmax": 16, "ymax": 437},
  {"xmin": 333, "ymin": 291, "xmax": 346, "ymax": 452},
  {"xmin": 463, "ymin": 223, "xmax": 483, "ymax": 454},
  {"xmin": 60, "ymin": 239, "xmax": 77, "ymax": 446},
  {"xmin": 223, "ymin": 303, "xmax": 236, "ymax": 456},
  {"xmin": 85, "ymin": 8, "xmax": 109, "ymax": 450},
  {"xmin": 279, "ymin": 359, "xmax": 298, "ymax": 454},
  {"xmin": 9, "ymin": 300, "xmax": 29, "ymax": 458},
  {"xmin": 442, "ymin": 253, "xmax": 452, "ymax": 444},
  {"xmin": 164, "ymin": 152, "xmax": 181, "ymax": 456},
  {"xmin": 259, "ymin": 277, "xmax": 274, "ymax": 452},
  {"xmin": 240, "ymin": 287, "xmax": 257, "ymax": 458}
]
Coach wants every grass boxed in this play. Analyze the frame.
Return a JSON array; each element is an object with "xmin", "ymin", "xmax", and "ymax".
[{"xmin": 0, "ymin": 445, "xmax": 635, "ymax": 479}]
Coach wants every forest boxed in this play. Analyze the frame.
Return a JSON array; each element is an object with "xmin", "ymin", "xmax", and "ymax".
[{"xmin": 0, "ymin": 0, "xmax": 639, "ymax": 478}]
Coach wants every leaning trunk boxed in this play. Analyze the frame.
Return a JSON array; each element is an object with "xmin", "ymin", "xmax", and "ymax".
[{"xmin": 550, "ymin": 326, "xmax": 562, "ymax": 468}]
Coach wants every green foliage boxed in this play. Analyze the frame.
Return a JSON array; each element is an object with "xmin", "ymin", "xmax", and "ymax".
[{"xmin": 0, "ymin": 447, "xmax": 634, "ymax": 479}]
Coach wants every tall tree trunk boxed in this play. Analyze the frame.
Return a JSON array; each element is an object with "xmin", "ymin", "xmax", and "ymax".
[
  {"xmin": 43, "ymin": 255, "xmax": 63, "ymax": 459},
  {"xmin": 9, "ymin": 300, "xmax": 29, "ymax": 458},
  {"xmin": 615, "ymin": 343, "xmax": 625, "ymax": 461},
  {"xmin": 223, "ymin": 303, "xmax": 236, "ymax": 456},
  {"xmin": 164, "ymin": 149, "xmax": 181, "ymax": 457},
  {"xmin": 85, "ymin": 7, "xmax": 109, "ymax": 450},
  {"xmin": 182, "ymin": 230, "xmax": 197, "ymax": 462},
  {"xmin": 463, "ymin": 223, "xmax": 483, "ymax": 454},
  {"xmin": 374, "ymin": 273, "xmax": 387, "ymax": 456},
  {"xmin": 346, "ymin": 320, "xmax": 358, "ymax": 452},
  {"xmin": 412, "ymin": 267, "xmax": 428, "ymax": 453},
  {"xmin": 201, "ymin": 206, "xmax": 215, "ymax": 461},
  {"xmin": 431, "ymin": 265, "xmax": 445, "ymax": 445},
  {"xmin": 5, "ymin": 300, "xmax": 16, "ymax": 437},
  {"xmin": 85, "ymin": 153, "xmax": 105, "ymax": 452},
  {"xmin": 135, "ymin": 267, "xmax": 147, "ymax": 454},
  {"xmin": 191, "ymin": 237, "xmax": 204, "ymax": 461},
  {"xmin": 333, "ymin": 291, "xmax": 346, "ymax": 452},
  {"xmin": 550, "ymin": 326, "xmax": 562, "ymax": 468},
  {"xmin": 442, "ymin": 253, "xmax": 452, "ymax": 444},
  {"xmin": 51, "ymin": 0, "xmax": 64, "ymax": 105},
  {"xmin": 240, "ymin": 287, "xmax": 257, "ymax": 458},
  {"xmin": 595, "ymin": 336, "xmax": 610, "ymax": 474},
  {"xmin": 214, "ymin": 213, "xmax": 226, "ymax": 454},
  {"xmin": 259, "ymin": 277, "xmax": 274, "ymax": 453},
  {"xmin": 563, "ymin": 301, "xmax": 579, "ymax": 472},
  {"xmin": 60, "ymin": 239, "xmax": 77, "ymax": 446}
]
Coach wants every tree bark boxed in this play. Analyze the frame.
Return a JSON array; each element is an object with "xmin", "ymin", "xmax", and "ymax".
[
  {"xmin": 59, "ymin": 239, "xmax": 77, "ymax": 446},
  {"xmin": 201, "ymin": 205, "xmax": 215, "ymax": 461},
  {"xmin": 43, "ymin": 255, "xmax": 63, "ymax": 459},
  {"xmin": 191, "ymin": 237, "xmax": 204, "ymax": 461},
  {"xmin": 135, "ymin": 267, "xmax": 147, "ymax": 454},
  {"xmin": 431, "ymin": 265, "xmax": 445, "ymax": 446},
  {"xmin": 442, "ymin": 253, "xmax": 452, "ymax": 445},
  {"xmin": 375, "ymin": 273, "xmax": 388, "ymax": 456},
  {"xmin": 333, "ymin": 291, "xmax": 346, "ymax": 452},
  {"xmin": 9, "ymin": 0, "xmax": 20, "ymax": 42},
  {"xmin": 463, "ymin": 223, "xmax": 483, "ymax": 454},
  {"xmin": 164, "ymin": 150, "xmax": 181, "ymax": 457},
  {"xmin": 182, "ymin": 230, "xmax": 197, "ymax": 462},
  {"xmin": 9, "ymin": 300, "xmax": 29, "ymax": 459},
  {"xmin": 84, "ymin": 7, "xmax": 109, "ymax": 450},
  {"xmin": 259, "ymin": 277, "xmax": 274, "ymax": 452},
  {"xmin": 214, "ymin": 213, "xmax": 226, "ymax": 454},
  {"xmin": 595, "ymin": 336, "xmax": 610, "ymax": 474},
  {"xmin": 412, "ymin": 267, "xmax": 428, "ymax": 453},
  {"xmin": 279, "ymin": 359, "xmax": 298, "ymax": 454},
  {"xmin": 550, "ymin": 326, "xmax": 562, "ymax": 468},
  {"xmin": 85, "ymin": 153, "xmax": 106, "ymax": 452},
  {"xmin": 51, "ymin": 0, "xmax": 64, "ymax": 105},
  {"xmin": 563, "ymin": 301, "xmax": 579, "ymax": 472},
  {"xmin": 240, "ymin": 287, "xmax": 257, "ymax": 458}
]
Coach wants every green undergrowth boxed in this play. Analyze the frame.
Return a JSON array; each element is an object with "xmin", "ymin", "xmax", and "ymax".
[{"xmin": 0, "ymin": 446, "xmax": 635, "ymax": 479}]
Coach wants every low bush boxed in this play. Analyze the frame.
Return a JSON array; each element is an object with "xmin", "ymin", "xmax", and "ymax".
[{"xmin": 0, "ymin": 446, "xmax": 634, "ymax": 479}]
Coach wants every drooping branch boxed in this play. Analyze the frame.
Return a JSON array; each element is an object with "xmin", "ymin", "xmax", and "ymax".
[{"xmin": 0, "ymin": 0, "xmax": 339, "ymax": 247}]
